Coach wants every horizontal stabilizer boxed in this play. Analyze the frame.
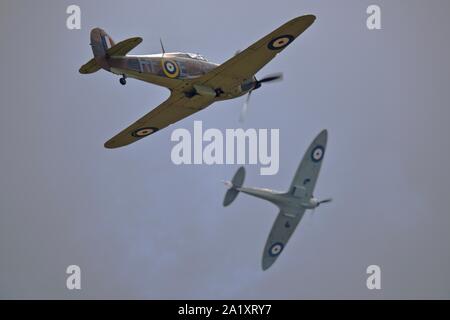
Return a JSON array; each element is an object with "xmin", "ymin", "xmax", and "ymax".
[
  {"xmin": 223, "ymin": 167, "xmax": 246, "ymax": 207},
  {"xmin": 106, "ymin": 37, "xmax": 142, "ymax": 57},
  {"xmin": 79, "ymin": 58, "xmax": 101, "ymax": 74},
  {"xmin": 79, "ymin": 36, "xmax": 142, "ymax": 74}
]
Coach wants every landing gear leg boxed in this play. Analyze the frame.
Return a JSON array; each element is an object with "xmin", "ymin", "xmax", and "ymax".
[{"xmin": 119, "ymin": 75, "xmax": 127, "ymax": 85}]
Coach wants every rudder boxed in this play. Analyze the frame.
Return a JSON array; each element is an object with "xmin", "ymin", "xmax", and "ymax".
[{"xmin": 90, "ymin": 27, "xmax": 115, "ymax": 58}]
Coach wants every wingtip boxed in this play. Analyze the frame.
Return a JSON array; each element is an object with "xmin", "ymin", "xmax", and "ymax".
[
  {"xmin": 104, "ymin": 140, "xmax": 119, "ymax": 149},
  {"xmin": 305, "ymin": 14, "xmax": 317, "ymax": 27},
  {"xmin": 261, "ymin": 259, "xmax": 273, "ymax": 271},
  {"xmin": 104, "ymin": 138, "xmax": 135, "ymax": 149},
  {"xmin": 291, "ymin": 14, "xmax": 317, "ymax": 25},
  {"xmin": 304, "ymin": 14, "xmax": 317, "ymax": 21},
  {"xmin": 317, "ymin": 129, "xmax": 328, "ymax": 145}
]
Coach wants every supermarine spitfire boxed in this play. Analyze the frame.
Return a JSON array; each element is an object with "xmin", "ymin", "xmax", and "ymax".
[
  {"xmin": 79, "ymin": 15, "xmax": 316, "ymax": 148},
  {"xmin": 223, "ymin": 130, "xmax": 331, "ymax": 270}
]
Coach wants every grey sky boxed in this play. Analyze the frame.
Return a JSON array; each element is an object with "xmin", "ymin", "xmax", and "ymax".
[{"xmin": 1, "ymin": 0, "xmax": 449, "ymax": 299}]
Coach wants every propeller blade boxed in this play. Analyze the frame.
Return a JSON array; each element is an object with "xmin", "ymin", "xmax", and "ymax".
[
  {"xmin": 258, "ymin": 72, "xmax": 283, "ymax": 84},
  {"xmin": 239, "ymin": 91, "xmax": 252, "ymax": 123},
  {"xmin": 318, "ymin": 198, "xmax": 333, "ymax": 205},
  {"xmin": 237, "ymin": 72, "xmax": 282, "ymax": 122},
  {"xmin": 160, "ymin": 38, "xmax": 166, "ymax": 56}
]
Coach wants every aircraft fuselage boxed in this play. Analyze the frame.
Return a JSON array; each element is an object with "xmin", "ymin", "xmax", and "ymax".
[
  {"xmin": 104, "ymin": 53, "xmax": 256, "ymax": 101},
  {"xmin": 237, "ymin": 186, "xmax": 319, "ymax": 214}
]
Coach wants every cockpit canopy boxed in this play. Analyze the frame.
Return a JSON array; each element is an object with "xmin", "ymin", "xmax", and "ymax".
[
  {"xmin": 168, "ymin": 52, "xmax": 208, "ymax": 61},
  {"xmin": 187, "ymin": 53, "xmax": 208, "ymax": 61}
]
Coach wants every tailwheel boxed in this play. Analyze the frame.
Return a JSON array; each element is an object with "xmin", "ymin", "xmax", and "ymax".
[{"xmin": 119, "ymin": 76, "xmax": 127, "ymax": 85}]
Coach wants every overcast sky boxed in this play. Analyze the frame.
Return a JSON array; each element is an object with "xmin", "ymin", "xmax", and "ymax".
[{"xmin": 1, "ymin": 0, "xmax": 449, "ymax": 299}]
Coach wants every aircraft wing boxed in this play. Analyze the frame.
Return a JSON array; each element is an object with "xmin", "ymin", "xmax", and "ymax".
[
  {"xmin": 289, "ymin": 129, "xmax": 328, "ymax": 199},
  {"xmin": 262, "ymin": 207, "xmax": 306, "ymax": 270},
  {"xmin": 104, "ymin": 92, "xmax": 214, "ymax": 148},
  {"xmin": 196, "ymin": 15, "xmax": 315, "ymax": 90},
  {"xmin": 262, "ymin": 130, "xmax": 327, "ymax": 270}
]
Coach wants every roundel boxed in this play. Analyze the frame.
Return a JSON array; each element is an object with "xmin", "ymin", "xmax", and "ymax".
[
  {"xmin": 268, "ymin": 35, "xmax": 294, "ymax": 50},
  {"xmin": 162, "ymin": 60, "xmax": 180, "ymax": 78},
  {"xmin": 131, "ymin": 127, "xmax": 158, "ymax": 138},
  {"xmin": 269, "ymin": 242, "xmax": 284, "ymax": 257},
  {"xmin": 311, "ymin": 145, "xmax": 325, "ymax": 162}
]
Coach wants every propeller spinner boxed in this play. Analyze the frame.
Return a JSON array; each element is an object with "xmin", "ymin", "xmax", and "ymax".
[{"xmin": 239, "ymin": 72, "xmax": 283, "ymax": 123}]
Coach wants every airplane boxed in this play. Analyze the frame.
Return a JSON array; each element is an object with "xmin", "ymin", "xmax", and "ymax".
[
  {"xmin": 79, "ymin": 15, "xmax": 316, "ymax": 149},
  {"xmin": 222, "ymin": 130, "xmax": 331, "ymax": 270}
]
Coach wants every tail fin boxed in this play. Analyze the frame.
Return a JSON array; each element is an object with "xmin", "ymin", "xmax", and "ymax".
[
  {"xmin": 90, "ymin": 27, "xmax": 115, "ymax": 59},
  {"xmin": 79, "ymin": 27, "xmax": 114, "ymax": 74},
  {"xmin": 223, "ymin": 167, "xmax": 246, "ymax": 207},
  {"xmin": 79, "ymin": 28, "xmax": 142, "ymax": 74}
]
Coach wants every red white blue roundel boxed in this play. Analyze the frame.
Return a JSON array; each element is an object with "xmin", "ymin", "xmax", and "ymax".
[
  {"xmin": 268, "ymin": 35, "xmax": 294, "ymax": 50},
  {"xmin": 132, "ymin": 127, "xmax": 158, "ymax": 137},
  {"xmin": 269, "ymin": 242, "xmax": 284, "ymax": 257},
  {"xmin": 311, "ymin": 145, "xmax": 324, "ymax": 162},
  {"xmin": 162, "ymin": 60, "xmax": 180, "ymax": 78}
]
